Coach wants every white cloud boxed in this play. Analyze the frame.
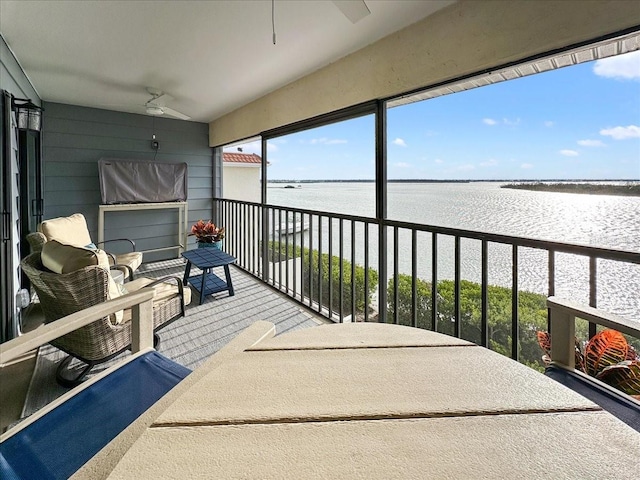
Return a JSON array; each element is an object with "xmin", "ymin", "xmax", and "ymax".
[
  {"xmin": 544, "ymin": 121, "xmax": 555, "ymax": 128},
  {"xmin": 503, "ymin": 118, "xmax": 521, "ymax": 126},
  {"xmin": 593, "ymin": 50, "xmax": 640, "ymax": 80},
  {"xmin": 456, "ymin": 164, "xmax": 475, "ymax": 171},
  {"xmin": 600, "ymin": 125, "xmax": 640, "ymax": 140},
  {"xmin": 559, "ymin": 149, "xmax": 579, "ymax": 157},
  {"xmin": 480, "ymin": 159, "xmax": 498, "ymax": 167},
  {"xmin": 392, "ymin": 138, "xmax": 407, "ymax": 147},
  {"xmin": 434, "ymin": 159, "xmax": 444, "ymax": 164},
  {"xmin": 394, "ymin": 162, "xmax": 410, "ymax": 168},
  {"xmin": 521, "ymin": 163, "xmax": 533, "ymax": 169},
  {"xmin": 483, "ymin": 117, "xmax": 519, "ymax": 126},
  {"xmin": 577, "ymin": 139, "xmax": 606, "ymax": 147},
  {"xmin": 308, "ymin": 137, "xmax": 348, "ymax": 145}
]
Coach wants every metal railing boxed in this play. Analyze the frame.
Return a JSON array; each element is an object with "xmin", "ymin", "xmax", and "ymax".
[{"xmin": 214, "ymin": 198, "xmax": 640, "ymax": 363}]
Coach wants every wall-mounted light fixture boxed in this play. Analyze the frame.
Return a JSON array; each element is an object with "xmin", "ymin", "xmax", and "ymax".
[{"xmin": 12, "ymin": 98, "xmax": 44, "ymax": 132}]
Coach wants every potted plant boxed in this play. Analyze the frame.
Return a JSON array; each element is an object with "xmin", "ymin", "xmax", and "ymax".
[
  {"xmin": 537, "ymin": 329, "xmax": 640, "ymax": 399},
  {"xmin": 190, "ymin": 220, "xmax": 225, "ymax": 250}
]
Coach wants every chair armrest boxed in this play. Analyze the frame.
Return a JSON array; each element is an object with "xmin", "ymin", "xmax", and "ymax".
[
  {"xmin": 110, "ymin": 264, "xmax": 134, "ymax": 281},
  {"xmin": 26, "ymin": 232, "xmax": 47, "ymax": 253},
  {"xmin": 0, "ymin": 290, "xmax": 156, "ymax": 366},
  {"xmin": 547, "ymin": 296, "xmax": 640, "ymax": 369},
  {"xmin": 97, "ymin": 238, "xmax": 137, "ymax": 252}
]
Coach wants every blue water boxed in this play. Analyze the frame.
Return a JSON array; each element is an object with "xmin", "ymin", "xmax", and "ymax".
[{"xmin": 268, "ymin": 181, "xmax": 640, "ymax": 322}]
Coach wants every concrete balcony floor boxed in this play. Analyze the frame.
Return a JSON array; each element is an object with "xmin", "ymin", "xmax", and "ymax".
[{"xmin": 1, "ymin": 258, "xmax": 327, "ymax": 432}]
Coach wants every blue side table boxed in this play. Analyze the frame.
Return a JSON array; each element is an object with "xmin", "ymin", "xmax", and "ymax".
[{"xmin": 182, "ymin": 248, "xmax": 237, "ymax": 305}]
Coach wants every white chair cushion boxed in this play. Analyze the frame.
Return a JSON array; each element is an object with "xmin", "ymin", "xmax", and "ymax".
[
  {"xmin": 127, "ymin": 277, "xmax": 192, "ymax": 306},
  {"xmin": 40, "ymin": 213, "xmax": 93, "ymax": 247},
  {"xmin": 115, "ymin": 251, "xmax": 143, "ymax": 272}
]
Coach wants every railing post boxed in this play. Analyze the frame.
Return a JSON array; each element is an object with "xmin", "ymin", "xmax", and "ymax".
[
  {"xmin": 549, "ymin": 304, "xmax": 575, "ymax": 369},
  {"xmin": 261, "ymin": 205, "xmax": 269, "ymax": 282},
  {"xmin": 378, "ymin": 223, "xmax": 387, "ymax": 323},
  {"xmin": 481, "ymin": 239, "xmax": 488, "ymax": 347},
  {"xmin": 261, "ymin": 137, "xmax": 269, "ymax": 282},
  {"xmin": 589, "ymin": 256, "xmax": 597, "ymax": 339},
  {"xmin": 375, "ymin": 99, "xmax": 387, "ymax": 323},
  {"xmin": 130, "ymin": 297, "xmax": 154, "ymax": 353}
]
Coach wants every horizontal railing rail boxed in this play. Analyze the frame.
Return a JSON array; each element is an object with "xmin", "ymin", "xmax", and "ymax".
[{"xmin": 214, "ymin": 198, "xmax": 640, "ymax": 365}]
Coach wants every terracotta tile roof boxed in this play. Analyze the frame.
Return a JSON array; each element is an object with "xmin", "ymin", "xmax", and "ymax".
[{"xmin": 223, "ymin": 152, "xmax": 262, "ymax": 164}]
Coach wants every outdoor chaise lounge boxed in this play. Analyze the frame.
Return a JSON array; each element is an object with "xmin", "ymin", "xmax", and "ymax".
[
  {"xmin": 20, "ymin": 241, "xmax": 190, "ymax": 386},
  {"xmin": 26, "ymin": 213, "xmax": 142, "ymax": 279},
  {"xmin": 1, "ymin": 297, "xmax": 639, "ymax": 478}
]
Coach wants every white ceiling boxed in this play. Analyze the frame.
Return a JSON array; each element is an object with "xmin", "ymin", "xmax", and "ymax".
[{"xmin": 0, "ymin": 0, "xmax": 455, "ymax": 123}]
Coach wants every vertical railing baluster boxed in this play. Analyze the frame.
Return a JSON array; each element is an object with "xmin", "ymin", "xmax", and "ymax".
[
  {"xmin": 234, "ymin": 202, "xmax": 239, "ymax": 259},
  {"xmin": 285, "ymin": 209, "xmax": 290, "ymax": 294},
  {"xmin": 511, "ymin": 244, "xmax": 519, "ymax": 361},
  {"xmin": 278, "ymin": 209, "xmax": 283, "ymax": 289},
  {"xmin": 244, "ymin": 203, "xmax": 248, "ymax": 269},
  {"xmin": 364, "ymin": 222, "xmax": 369, "ymax": 323},
  {"xmin": 351, "ymin": 220, "xmax": 356, "ymax": 322},
  {"xmin": 589, "ymin": 256, "xmax": 597, "ymax": 339},
  {"xmin": 293, "ymin": 211, "xmax": 298, "ymax": 300},
  {"xmin": 222, "ymin": 200, "xmax": 233, "ymax": 253},
  {"xmin": 328, "ymin": 217, "xmax": 333, "ymax": 318},
  {"xmin": 431, "ymin": 232, "xmax": 438, "ymax": 332},
  {"xmin": 454, "ymin": 236, "xmax": 461, "ymax": 338},
  {"xmin": 308, "ymin": 214, "xmax": 314, "ymax": 308},
  {"xmin": 339, "ymin": 218, "xmax": 344, "ymax": 322},
  {"xmin": 411, "ymin": 229, "xmax": 417, "ymax": 328},
  {"xmin": 271, "ymin": 208, "xmax": 276, "ymax": 285},
  {"xmin": 548, "ymin": 250, "xmax": 555, "ymax": 333},
  {"xmin": 481, "ymin": 239, "xmax": 489, "ymax": 348},
  {"xmin": 261, "ymin": 204, "xmax": 268, "ymax": 282},
  {"xmin": 378, "ymin": 223, "xmax": 388, "ymax": 324},
  {"xmin": 251, "ymin": 205, "xmax": 260, "ymax": 273},
  {"xmin": 318, "ymin": 216, "xmax": 323, "ymax": 313},
  {"xmin": 393, "ymin": 226, "xmax": 399, "ymax": 325}
]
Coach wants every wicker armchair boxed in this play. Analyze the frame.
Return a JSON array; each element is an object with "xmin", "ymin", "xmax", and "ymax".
[{"xmin": 21, "ymin": 252, "xmax": 189, "ymax": 387}]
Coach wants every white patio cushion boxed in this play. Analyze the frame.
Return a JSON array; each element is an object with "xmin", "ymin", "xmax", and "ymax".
[
  {"xmin": 127, "ymin": 277, "xmax": 192, "ymax": 306},
  {"xmin": 39, "ymin": 213, "xmax": 93, "ymax": 247},
  {"xmin": 115, "ymin": 251, "xmax": 143, "ymax": 272}
]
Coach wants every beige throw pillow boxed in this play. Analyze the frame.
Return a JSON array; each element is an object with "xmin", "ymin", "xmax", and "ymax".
[{"xmin": 41, "ymin": 240, "xmax": 125, "ymax": 323}]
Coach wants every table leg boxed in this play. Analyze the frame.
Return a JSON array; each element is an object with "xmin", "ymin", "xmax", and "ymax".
[
  {"xmin": 183, "ymin": 261, "xmax": 192, "ymax": 286},
  {"xmin": 199, "ymin": 268, "xmax": 208, "ymax": 305},
  {"xmin": 224, "ymin": 265, "xmax": 234, "ymax": 297}
]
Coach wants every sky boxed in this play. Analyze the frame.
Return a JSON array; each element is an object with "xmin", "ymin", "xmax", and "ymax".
[{"xmin": 225, "ymin": 50, "xmax": 640, "ymax": 181}]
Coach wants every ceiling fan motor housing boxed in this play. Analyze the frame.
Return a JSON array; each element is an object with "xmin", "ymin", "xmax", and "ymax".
[{"xmin": 146, "ymin": 105, "xmax": 164, "ymax": 116}]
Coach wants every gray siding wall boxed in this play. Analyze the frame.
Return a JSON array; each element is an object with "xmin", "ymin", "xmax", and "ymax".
[{"xmin": 42, "ymin": 102, "xmax": 213, "ymax": 262}]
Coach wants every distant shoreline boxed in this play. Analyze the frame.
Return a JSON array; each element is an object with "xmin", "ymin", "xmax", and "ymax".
[
  {"xmin": 268, "ymin": 178, "xmax": 638, "ymax": 185},
  {"xmin": 501, "ymin": 182, "xmax": 640, "ymax": 196}
]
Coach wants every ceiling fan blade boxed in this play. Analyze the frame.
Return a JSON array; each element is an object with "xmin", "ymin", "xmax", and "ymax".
[
  {"xmin": 332, "ymin": 0, "xmax": 370, "ymax": 24},
  {"xmin": 162, "ymin": 106, "xmax": 191, "ymax": 121}
]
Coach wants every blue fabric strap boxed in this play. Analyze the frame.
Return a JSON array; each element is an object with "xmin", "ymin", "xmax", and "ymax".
[{"xmin": 0, "ymin": 352, "xmax": 190, "ymax": 479}]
